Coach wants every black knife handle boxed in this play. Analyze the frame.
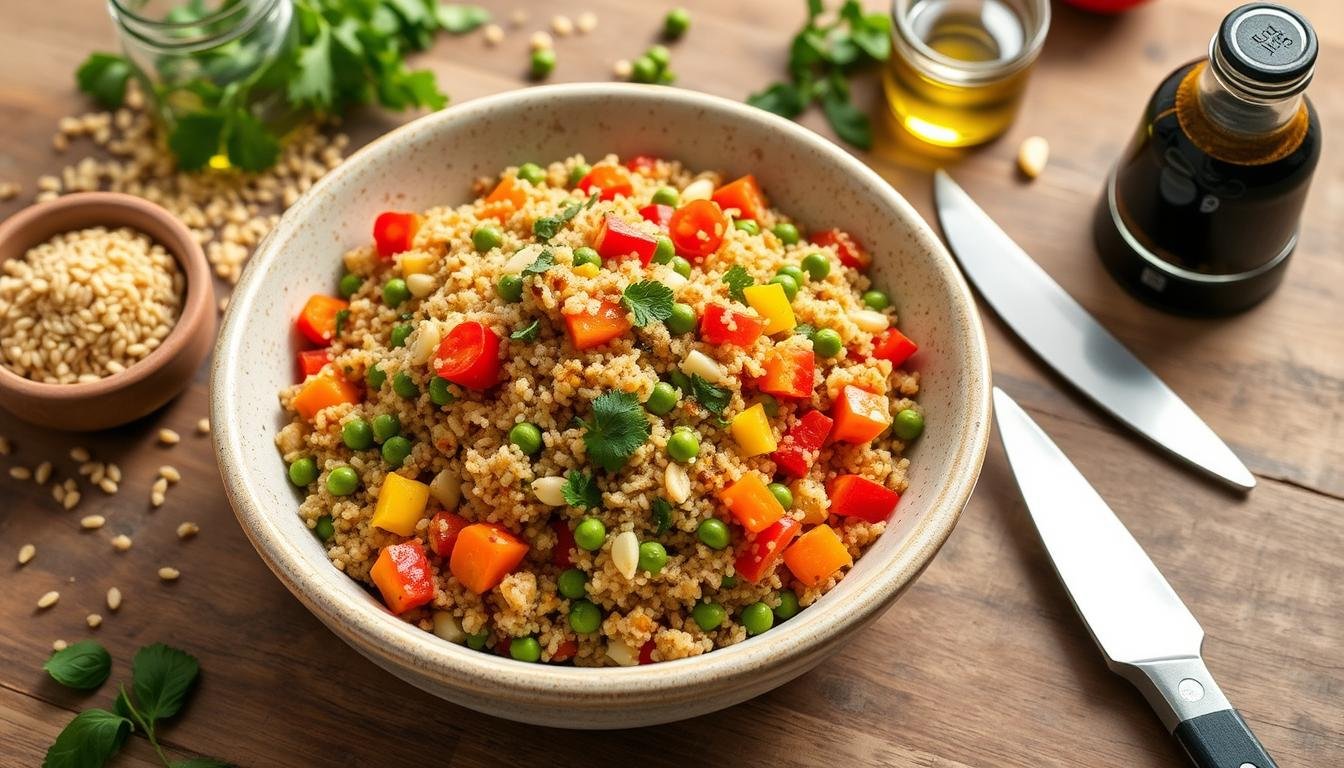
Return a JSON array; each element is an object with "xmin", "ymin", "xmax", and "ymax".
[{"xmin": 1174, "ymin": 709, "xmax": 1277, "ymax": 768}]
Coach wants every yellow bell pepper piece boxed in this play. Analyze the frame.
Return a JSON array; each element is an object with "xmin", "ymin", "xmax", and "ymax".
[
  {"xmin": 742, "ymin": 283, "xmax": 796, "ymax": 335},
  {"xmin": 400, "ymin": 252, "xmax": 435, "ymax": 275},
  {"xmin": 371, "ymin": 473, "xmax": 431, "ymax": 536},
  {"xmin": 573, "ymin": 262, "xmax": 600, "ymax": 278},
  {"xmin": 730, "ymin": 403, "xmax": 778, "ymax": 457}
]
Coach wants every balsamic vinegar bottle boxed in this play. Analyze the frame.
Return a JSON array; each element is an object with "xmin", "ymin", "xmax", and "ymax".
[{"xmin": 1094, "ymin": 3, "xmax": 1320, "ymax": 315}]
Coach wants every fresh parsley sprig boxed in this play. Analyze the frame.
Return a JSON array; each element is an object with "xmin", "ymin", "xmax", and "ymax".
[
  {"xmin": 533, "ymin": 199, "xmax": 585, "ymax": 241},
  {"xmin": 522, "ymin": 249, "xmax": 555, "ymax": 276},
  {"xmin": 621, "ymin": 281, "xmax": 675, "ymax": 327},
  {"xmin": 581, "ymin": 391, "xmax": 651, "ymax": 473},
  {"xmin": 689, "ymin": 374, "xmax": 732, "ymax": 416}
]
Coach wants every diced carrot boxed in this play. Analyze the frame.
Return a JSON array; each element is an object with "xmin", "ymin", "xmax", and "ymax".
[
  {"xmin": 734, "ymin": 517, "xmax": 801, "ymax": 583},
  {"xmin": 718, "ymin": 474, "xmax": 785, "ymax": 533},
  {"xmin": 830, "ymin": 385, "xmax": 890, "ymax": 444},
  {"xmin": 295, "ymin": 294, "xmax": 348, "ymax": 345},
  {"xmin": 292, "ymin": 372, "xmax": 361, "ymax": 421},
  {"xmin": 759, "ymin": 346, "xmax": 815, "ymax": 400},
  {"xmin": 481, "ymin": 175, "xmax": 528, "ymax": 221},
  {"xmin": 563, "ymin": 300, "xmax": 631, "ymax": 350},
  {"xmin": 449, "ymin": 523, "xmax": 530, "ymax": 595},
  {"xmin": 370, "ymin": 541, "xmax": 435, "ymax": 614},
  {"xmin": 711, "ymin": 175, "xmax": 767, "ymax": 221},
  {"xmin": 783, "ymin": 525, "xmax": 853, "ymax": 586}
]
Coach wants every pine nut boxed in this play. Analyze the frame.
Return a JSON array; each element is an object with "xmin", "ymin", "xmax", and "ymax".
[
  {"xmin": 17, "ymin": 543, "xmax": 35, "ymax": 565},
  {"xmin": 176, "ymin": 521, "xmax": 199, "ymax": 540},
  {"xmin": 70, "ymin": 447, "xmax": 90, "ymax": 462},
  {"xmin": 37, "ymin": 591, "xmax": 60, "ymax": 609},
  {"xmin": 158, "ymin": 428, "xmax": 180, "ymax": 445},
  {"xmin": 86, "ymin": 613, "xmax": 102, "ymax": 628},
  {"xmin": 157, "ymin": 566, "xmax": 180, "ymax": 581},
  {"xmin": 612, "ymin": 531, "xmax": 639, "ymax": 579},
  {"xmin": 9, "ymin": 466, "xmax": 31, "ymax": 480},
  {"xmin": 1017, "ymin": 135, "xmax": 1049, "ymax": 179},
  {"xmin": 196, "ymin": 418, "xmax": 211, "ymax": 434},
  {"xmin": 111, "ymin": 534, "xmax": 132, "ymax": 552},
  {"xmin": 34, "ymin": 462, "xmax": 52, "ymax": 484},
  {"xmin": 107, "ymin": 587, "xmax": 122, "ymax": 611},
  {"xmin": 531, "ymin": 476, "xmax": 567, "ymax": 506},
  {"xmin": 158, "ymin": 465, "xmax": 181, "ymax": 483},
  {"xmin": 80, "ymin": 515, "xmax": 106, "ymax": 530}
]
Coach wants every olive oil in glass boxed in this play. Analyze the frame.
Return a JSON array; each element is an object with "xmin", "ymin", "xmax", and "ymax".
[{"xmin": 1094, "ymin": 3, "xmax": 1321, "ymax": 314}]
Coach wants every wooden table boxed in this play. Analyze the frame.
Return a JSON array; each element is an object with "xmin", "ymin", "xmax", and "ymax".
[{"xmin": 2, "ymin": 1, "xmax": 1341, "ymax": 765}]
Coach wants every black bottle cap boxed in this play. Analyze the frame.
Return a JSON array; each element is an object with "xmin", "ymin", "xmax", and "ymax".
[{"xmin": 1218, "ymin": 3, "xmax": 1317, "ymax": 86}]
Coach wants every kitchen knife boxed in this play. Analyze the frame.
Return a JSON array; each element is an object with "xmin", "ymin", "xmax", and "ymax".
[
  {"xmin": 934, "ymin": 170, "xmax": 1255, "ymax": 491},
  {"xmin": 993, "ymin": 387, "xmax": 1276, "ymax": 768}
]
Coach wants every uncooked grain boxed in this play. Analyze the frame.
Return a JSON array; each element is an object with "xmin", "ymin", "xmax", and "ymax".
[
  {"xmin": 157, "ymin": 428, "xmax": 181, "ymax": 445},
  {"xmin": 157, "ymin": 566, "xmax": 180, "ymax": 581},
  {"xmin": 106, "ymin": 586, "xmax": 122, "ymax": 611},
  {"xmin": 80, "ymin": 514, "xmax": 105, "ymax": 530},
  {"xmin": 37, "ymin": 590, "xmax": 60, "ymax": 609},
  {"xmin": 17, "ymin": 543, "xmax": 35, "ymax": 565},
  {"xmin": 176, "ymin": 521, "xmax": 199, "ymax": 540},
  {"xmin": 111, "ymin": 534, "xmax": 132, "ymax": 552}
]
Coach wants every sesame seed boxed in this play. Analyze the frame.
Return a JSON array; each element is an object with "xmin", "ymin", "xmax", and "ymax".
[
  {"xmin": 80, "ymin": 515, "xmax": 106, "ymax": 530},
  {"xmin": 157, "ymin": 566, "xmax": 180, "ymax": 581},
  {"xmin": 111, "ymin": 534, "xmax": 132, "ymax": 552},
  {"xmin": 17, "ymin": 543, "xmax": 35, "ymax": 565},
  {"xmin": 107, "ymin": 587, "xmax": 122, "ymax": 611},
  {"xmin": 157, "ymin": 428, "xmax": 180, "ymax": 445},
  {"xmin": 86, "ymin": 613, "xmax": 102, "ymax": 629},
  {"xmin": 176, "ymin": 521, "xmax": 199, "ymax": 540},
  {"xmin": 159, "ymin": 465, "xmax": 181, "ymax": 483},
  {"xmin": 37, "ymin": 591, "xmax": 60, "ymax": 609}
]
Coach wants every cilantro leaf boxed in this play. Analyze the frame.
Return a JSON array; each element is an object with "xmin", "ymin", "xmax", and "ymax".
[
  {"xmin": 689, "ymin": 374, "xmax": 731, "ymax": 416},
  {"xmin": 334, "ymin": 309, "xmax": 350, "ymax": 337},
  {"xmin": 533, "ymin": 216, "xmax": 563, "ymax": 241},
  {"xmin": 436, "ymin": 4, "xmax": 490, "ymax": 33},
  {"xmin": 582, "ymin": 391, "xmax": 650, "ymax": 473},
  {"xmin": 746, "ymin": 82, "xmax": 807, "ymax": 119},
  {"xmin": 821, "ymin": 90, "xmax": 872, "ymax": 150},
  {"xmin": 131, "ymin": 643, "xmax": 200, "ymax": 722},
  {"xmin": 651, "ymin": 497, "xmax": 672, "ymax": 535},
  {"xmin": 722, "ymin": 265, "xmax": 754, "ymax": 303},
  {"xmin": 621, "ymin": 281, "xmax": 675, "ymax": 328},
  {"xmin": 43, "ymin": 641, "xmax": 112, "ymax": 691},
  {"xmin": 522, "ymin": 249, "xmax": 554, "ymax": 276},
  {"xmin": 510, "ymin": 319, "xmax": 540, "ymax": 342},
  {"xmin": 562, "ymin": 470, "xmax": 603, "ymax": 509},
  {"xmin": 168, "ymin": 112, "xmax": 226, "ymax": 172},
  {"xmin": 794, "ymin": 323, "xmax": 816, "ymax": 338},
  {"xmin": 289, "ymin": 21, "xmax": 334, "ymax": 108},
  {"xmin": 75, "ymin": 53, "xmax": 131, "ymax": 109},
  {"xmin": 584, "ymin": 191, "xmax": 601, "ymax": 209},
  {"xmin": 226, "ymin": 110, "xmax": 282, "ymax": 172},
  {"xmin": 43, "ymin": 709, "xmax": 131, "ymax": 768}
]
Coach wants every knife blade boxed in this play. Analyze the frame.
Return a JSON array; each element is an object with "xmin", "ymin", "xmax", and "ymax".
[
  {"xmin": 993, "ymin": 387, "xmax": 1276, "ymax": 768},
  {"xmin": 933, "ymin": 170, "xmax": 1255, "ymax": 491}
]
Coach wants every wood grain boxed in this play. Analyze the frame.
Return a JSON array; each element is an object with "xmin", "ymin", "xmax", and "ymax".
[{"xmin": 1, "ymin": 1, "xmax": 1341, "ymax": 766}]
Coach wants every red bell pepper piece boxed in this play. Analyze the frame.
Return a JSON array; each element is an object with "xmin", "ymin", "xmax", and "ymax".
[
  {"xmin": 734, "ymin": 517, "xmax": 801, "ymax": 583},
  {"xmin": 711, "ymin": 175, "xmax": 767, "ymax": 221},
  {"xmin": 625, "ymin": 154, "xmax": 659, "ymax": 175},
  {"xmin": 638, "ymin": 203, "xmax": 674, "ymax": 231},
  {"xmin": 831, "ymin": 385, "xmax": 890, "ymax": 444},
  {"xmin": 811, "ymin": 228, "xmax": 870, "ymax": 270},
  {"xmin": 428, "ymin": 511, "xmax": 471, "ymax": 558},
  {"xmin": 295, "ymin": 294, "xmax": 348, "ymax": 346},
  {"xmin": 552, "ymin": 639, "xmax": 579, "ymax": 663},
  {"xmin": 551, "ymin": 519, "xmax": 576, "ymax": 568},
  {"xmin": 373, "ymin": 211, "xmax": 423, "ymax": 260},
  {"xmin": 772, "ymin": 410, "xmax": 834, "ymax": 478},
  {"xmin": 297, "ymin": 348, "xmax": 332, "ymax": 379},
  {"xmin": 699, "ymin": 304, "xmax": 764, "ymax": 347},
  {"xmin": 668, "ymin": 199, "xmax": 727, "ymax": 259},
  {"xmin": 638, "ymin": 639, "xmax": 657, "ymax": 665},
  {"xmin": 370, "ymin": 541, "xmax": 435, "ymax": 614},
  {"xmin": 759, "ymin": 346, "xmax": 815, "ymax": 399},
  {"xmin": 593, "ymin": 214, "xmax": 658, "ymax": 265},
  {"xmin": 829, "ymin": 474, "xmax": 901, "ymax": 523},
  {"xmin": 873, "ymin": 328, "xmax": 918, "ymax": 367},
  {"xmin": 433, "ymin": 321, "xmax": 502, "ymax": 390},
  {"xmin": 577, "ymin": 165, "xmax": 633, "ymax": 200}
]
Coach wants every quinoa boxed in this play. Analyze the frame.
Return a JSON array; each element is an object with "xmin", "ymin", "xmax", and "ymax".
[{"xmin": 277, "ymin": 156, "xmax": 920, "ymax": 666}]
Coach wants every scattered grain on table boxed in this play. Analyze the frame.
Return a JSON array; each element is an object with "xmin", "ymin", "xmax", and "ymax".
[
  {"xmin": 576, "ymin": 11, "xmax": 598, "ymax": 33},
  {"xmin": 111, "ymin": 534, "xmax": 132, "ymax": 552},
  {"xmin": 196, "ymin": 418, "xmax": 211, "ymax": 435},
  {"xmin": 0, "ymin": 181, "xmax": 20, "ymax": 201},
  {"xmin": 106, "ymin": 463, "xmax": 122, "ymax": 483},
  {"xmin": 157, "ymin": 566, "xmax": 180, "ymax": 581},
  {"xmin": 176, "ymin": 521, "xmax": 199, "ymax": 540},
  {"xmin": 9, "ymin": 466, "xmax": 30, "ymax": 480},
  {"xmin": 52, "ymin": 639, "xmax": 67, "ymax": 651},
  {"xmin": 34, "ymin": 461, "xmax": 52, "ymax": 484},
  {"xmin": 483, "ymin": 23, "xmax": 504, "ymax": 45},
  {"xmin": 551, "ymin": 15, "xmax": 574, "ymax": 36},
  {"xmin": 159, "ymin": 465, "xmax": 181, "ymax": 483},
  {"xmin": 98, "ymin": 477, "xmax": 119, "ymax": 494},
  {"xmin": 17, "ymin": 543, "xmax": 35, "ymax": 565},
  {"xmin": 106, "ymin": 587, "xmax": 122, "ymax": 611},
  {"xmin": 158, "ymin": 428, "xmax": 180, "ymax": 445},
  {"xmin": 86, "ymin": 613, "xmax": 102, "ymax": 629},
  {"xmin": 80, "ymin": 515, "xmax": 105, "ymax": 530},
  {"xmin": 1018, "ymin": 136, "xmax": 1049, "ymax": 179},
  {"xmin": 530, "ymin": 31, "xmax": 553, "ymax": 50},
  {"xmin": 37, "ymin": 591, "xmax": 59, "ymax": 609},
  {"xmin": 69, "ymin": 446, "xmax": 90, "ymax": 462}
]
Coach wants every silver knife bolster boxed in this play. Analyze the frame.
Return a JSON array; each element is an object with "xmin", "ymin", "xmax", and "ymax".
[{"xmin": 1112, "ymin": 656, "xmax": 1233, "ymax": 732}]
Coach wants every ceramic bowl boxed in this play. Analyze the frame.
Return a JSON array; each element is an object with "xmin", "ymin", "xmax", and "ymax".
[
  {"xmin": 0, "ymin": 192, "xmax": 215, "ymax": 431},
  {"xmin": 212, "ymin": 84, "xmax": 991, "ymax": 729}
]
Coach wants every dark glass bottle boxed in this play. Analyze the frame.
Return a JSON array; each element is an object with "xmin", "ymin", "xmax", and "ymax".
[{"xmin": 1094, "ymin": 3, "xmax": 1320, "ymax": 315}]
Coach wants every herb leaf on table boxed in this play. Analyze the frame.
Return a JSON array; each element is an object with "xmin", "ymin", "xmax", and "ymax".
[
  {"xmin": 44, "ymin": 640, "xmax": 113, "ymax": 691},
  {"xmin": 42, "ymin": 709, "xmax": 131, "ymax": 768},
  {"xmin": 130, "ymin": 643, "xmax": 200, "ymax": 722}
]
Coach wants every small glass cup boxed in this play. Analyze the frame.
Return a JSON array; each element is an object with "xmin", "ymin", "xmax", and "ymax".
[{"xmin": 882, "ymin": 0, "xmax": 1050, "ymax": 148}]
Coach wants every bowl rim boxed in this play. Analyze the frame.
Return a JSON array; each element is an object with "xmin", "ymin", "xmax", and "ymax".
[
  {"xmin": 0, "ymin": 191, "xmax": 213, "ymax": 400},
  {"xmin": 212, "ymin": 83, "xmax": 991, "ymax": 703}
]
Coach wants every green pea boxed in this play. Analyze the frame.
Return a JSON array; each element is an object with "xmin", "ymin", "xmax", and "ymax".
[
  {"xmin": 557, "ymin": 568, "xmax": 587, "ymax": 600},
  {"xmin": 508, "ymin": 422, "xmax": 543, "ymax": 456},
  {"xmin": 392, "ymin": 371, "xmax": 418, "ymax": 399},
  {"xmin": 692, "ymin": 601, "xmax": 726, "ymax": 631},
  {"xmin": 572, "ymin": 246, "xmax": 601, "ymax": 268},
  {"xmin": 777, "ymin": 265, "xmax": 805, "ymax": 284},
  {"xmin": 652, "ymin": 236, "xmax": 675, "ymax": 265},
  {"xmin": 631, "ymin": 55, "xmax": 658, "ymax": 84},
  {"xmin": 663, "ymin": 7, "xmax": 690, "ymax": 38},
  {"xmin": 382, "ymin": 278, "xmax": 410, "ymax": 308},
  {"xmin": 720, "ymin": 574, "xmax": 738, "ymax": 588},
  {"xmin": 741, "ymin": 601, "xmax": 774, "ymax": 636},
  {"xmin": 666, "ymin": 428, "xmax": 700, "ymax": 463},
  {"xmin": 669, "ymin": 256, "xmax": 692, "ymax": 279},
  {"xmin": 510, "ymin": 636, "xmax": 542, "ymax": 662},
  {"xmin": 646, "ymin": 44, "xmax": 671, "ymax": 70},
  {"xmin": 801, "ymin": 252, "xmax": 831, "ymax": 281},
  {"xmin": 768, "ymin": 274, "xmax": 798, "ymax": 301},
  {"xmin": 381, "ymin": 436, "xmax": 413, "ymax": 468},
  {"xmin": 338, "ymin": 273, "xmax": 362, "ymax": 298},
  {"xmin": 314, "ymin": 515, "xmax": 335, "ymax": 542},
  {"xmin": 389, "ymin": 323, "xmax": 412, "ymax": 348},
  {"xmin": 342, "ymin": 419, "xmax": 374, "ymax": 450},
  {"xmin": 497, "ymin": 274, "xmax": 524, "ymax": 303},
  {"xmin": 774, "ymin": 590, "xmax": 800, "ymax": 621},
  {"xmin": 767, "ymin": 482, "xmax": 793, "ymax": 509},
  {"xmin": 366, "ymin": 364, "xmax": 387, "ymax": 391},
  {"xmin": 645, "ymin": 382, "xmax": 679, "ymax": 416},
  {"xmin": 568, "ymin": 599, "xmax": 602, "ymax": 634},
  {"xmin": 574, "ymin": 517, "xmax": 606, "ymax": 551},
  {"xmin": 697, "ymin": 518, "xmax": 729, "ymax": 550},
  {"xmin": 372, "ymin": 413, "xmax": 401, "ymax": 442},
  {"xmin": 638, "ymin": 541, "xmax": 668, "ymax": 574},
  {"xmin": 893, "ymin": 408, "xmax": 925, "ymax": 441},
  {"xmin": 758, "ymin": 394, "xmax": 779, "ymax": 418},
  {"xmin": 428, "ymin": 376, "xmax": 454, "ymax": 406},
  {"xmin": 466, "ymin": 631, "xmax": 490, "ymax": 650},
  {"xmin": 569, "ymin": 163, "xmax": 591, "ymax": 187},
  {"xmin": 733, "ymin": 219, "xmax": 760, "ymax": 236},
  {"xmin": 667, "ymin": 369, "xmax": 692, "ymax": 393},
  {"xmin": 288, "ymin": 457, "xmax": 318, "ymax": 487},
  {"xmin": 517, "ymin": 162, "xmax": 546, "ymax": 186},
  {"xmin": 862, "ymin": 290, "xmax": 891, "ymax": 310},
  {"xmin": 472, "ymin": 224, "xmax": 503, "ymax": 253},
  {"xmin": 811, "ymin": 328, "xmax": 843, "ymax": 358},
  {"xmin": 530, "ymin": 48, "xmax": 556, "ymax": 79},
  {"xmin": 651, "ymin": 187, "xmax": 679, "ymax": 206},
  {"xmin": 772, "ymin": 222, "xmax": 801, "ymax": 245},
  {"xmin": 326, "ymin": 466, "xmax": 359, "ymax": 496},
  {"xmin": 665, "ymin": 303, "xmax": 696, "ymax": 335}
]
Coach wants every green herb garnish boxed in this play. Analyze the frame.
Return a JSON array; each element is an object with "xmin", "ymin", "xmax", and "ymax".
[
  {"xmin": 75, "ymin": 53, "xmax": 132, "ymax": 109},
  {"xmin": 562, "ymin": 470, "xmax": 603, "ymax": 509},
  {"xmin": 44, "ymin": 640, "xmax": 112, "ymax": 691},
  {"xmin": 510, "ymin": 319, "xmax": 541, "ymax": 342},
  {"xmin": 334, "ymin": 308, "xmax": 350, "ymax": 337},
  {"xmin": 651, "ymin": 497, "xmax": 673, "ymax": 535},
  {"xmin": 533, "ymin": 199, "xmax": 585, "ymax": 241},
  {"xmin": 722, "ymin": 265, "xmax": 754, "ymax": 303},
  {"xmin": 522, "ymin": 249, "xmax": 555, "ymax": 277},
  {"xmin": 44, "ymin": 710, "xmax": 130, "ymax": 768},
  {"xmin": 793, "ymin": 323, "xmax": 816, "ymax": 337},
  {"xmin": 581, "ymin": 391, "xmax": 651, "ymax": 472},
  {"xmin": 689, "ymin": 374, "xmax": 732, "ymax": 416},
  {"xmin": 621, "ymin": 280, "xmax": 675, "ymax": 327}
]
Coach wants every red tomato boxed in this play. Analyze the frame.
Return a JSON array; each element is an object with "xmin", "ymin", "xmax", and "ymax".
[
  {"xmin": 577, "ymin": 165, "xmax": 634, "ymax": 200},
  {"xmin": 373, "ymin": 211, "xmax": 422, "ymax": 260},
  {"xmin": 830, "ymin": 475, "xmax": 901, "ymax": 523},
  {"xmin": 625, "ymin": 154, "xmax": 660, "ymax": 175},
  {"xmin": 638, "ymin": 640, "xmax": 657, "ymax": 665},
  {"xmin": 1062, "ymin": 0, "xmax": 1149, "ymax": 12},
  {"xmin": 734, "ymin": 517, "xmax": 802, "ymax": 583},
  {"xmin": 699, "ymin": 304, "xmax": 764, "ymax": 347},
  {"xmin": 759, "ymin": 346, "xmax": 815, "ymax": 399},
  {"xmin": 551, "ymin": 519, "xmax": 576, "ymax": 568},
  {"xmin": 552, "ymin": 639, "xmax": 579, "ymax": 663},
  {"xmin": 711, "ymin": 175, "xmax": 767, "ymax": 221},
  {"xmin": 295, "ymin": 294, "xmax": 348, "ymax": 346},
  {"xmin": 593, "ymin": 214, "xmax": 658, "ymax": 265},
  {"xmin": 810, "ymin": 228, "xmax": 869, "ymax": 270},
  {"xmin": 772, "ymin": 410, "xmax": 834, "ymax": 479},
  {"xmin": 428, "ymin": 511, "xmax": 471, "ymax": 558},
  {"xmin": 873, "ymin": 329, "xmax": 918, "ymax": 367},
  {"xmin": 638, "ymin": 203, "xmax": 674, "ymax": 231},
  {"xmin": 433, "ymin": 321, "xmax": 502, "ymax": 390},
  {"xmin": 831, "ymin": 385, "xmax": 891, "ymax": 444},
  {"xmin": 668, "ymin": 200, "xmax": 727, "ymax": 259},
  {"xmin": 297, "ymin": 348, "xmax": 332, "ymax": 379}
]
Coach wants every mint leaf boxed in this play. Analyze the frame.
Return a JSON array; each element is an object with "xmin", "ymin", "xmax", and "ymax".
[
  {"xmin": 621, "ymin": 280, "xmax": 675, "ymax": 328},
  {"xmin": 436, "ymin": 4, "xmax": 490, "ymax": 33},
  {"xmin": 522, "ymin": 249, "xmax": 554, "ymax": 276},
  {"xmin": 651, "ymin": 497, "xmax": 672, "ymax": 535},
  {"xmin": 582, "ymin": 391, "xmax": 650, "ymax": 473},
  {"xmin": 822, "ymin": 91, "xmax": 872, "ymax": 150},
  {"xmin": 225, "ymin": 110, "xmax": 281, "ymax": 172},
  {"xmin": 44, "ymin": 641, "xmax": 112, "ymax": 691},
  {"xmin": 168, "ymin": 112, "xmax": 225, "ymax": 172},
  {"xmin": 510, "ymin": 319, "xmax": 540, "ymax": 342},
  {"xmin": 131, "ymin": 643, "xmax": 200, "ymax": 722},
  {"xmin": 746, "ymin": 82, "xmax": 806, "ymax": 119},
  {"xmin": 689, "ymin": 374, "xmax": 731, "ymax": 416},
  {"xmin": 75, "ymin": 53, "xmax": 131, "ymax": 108},
  {"xmin": 43, "ymin": 709, "xmax": 130, "ymax": 768},
  {"xmin": 561, "ymin": 470, "xmax": 602, "ymax": 509},
  {"xmin": 722, "ymin": 265, "xmax": 754, "ymax": 303}
]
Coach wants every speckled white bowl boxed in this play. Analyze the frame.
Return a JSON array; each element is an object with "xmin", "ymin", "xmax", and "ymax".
[{"xmin": 212, "ymin": 84, "xmax": 990, "ymax": 729}]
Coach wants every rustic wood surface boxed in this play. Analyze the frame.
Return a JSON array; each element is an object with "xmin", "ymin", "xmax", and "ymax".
[{"xmin": 2, "ymin": 0, "xmax": 1341, "ymax": 766}]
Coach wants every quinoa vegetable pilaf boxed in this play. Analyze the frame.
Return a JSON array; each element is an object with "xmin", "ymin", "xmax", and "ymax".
[{"xmin": 276, "ymin": 155, "xmax": 923, "ymax": 666}]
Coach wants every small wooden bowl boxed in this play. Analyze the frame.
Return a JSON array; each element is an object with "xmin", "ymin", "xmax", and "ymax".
[{"xmin": 0, "ymin": 192, "xmax": 215, "ymax": 431}]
